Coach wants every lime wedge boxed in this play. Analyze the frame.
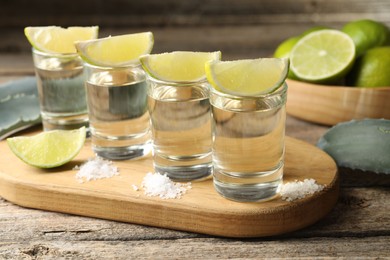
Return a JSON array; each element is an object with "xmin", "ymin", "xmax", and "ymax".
[
  {"xmin": 7, "ymin": 127, "xmax": 86, "ymax": 168},
  {"xmin": 290, "ymin": 29, "xmax": 355, "ymax": 83},
  {"xmin": 205, "ymin": 58, "xmax": 289, "ymax": 96},
  {"xmin": 75, "ymin": 32, "xmax": 154, "ymax": 67},
  {"xmin": 140, "ymin": 51, "xmax": 221, "ymax": 82},
  {"xmin": 24, "ymin": 26, "xmax": 99, "ymax": 54}
]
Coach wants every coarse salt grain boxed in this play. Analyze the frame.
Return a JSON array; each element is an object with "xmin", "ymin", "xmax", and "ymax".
[
  {"xmin": 74, "ymin": 156, "xmax": 119, "ymax": 183},
  {"xmin": 141, "ymin": 172, "xmax": 191, "ymax": 199},
  {"xmin": 132, "ymin": 184, "xmax": 139, "ymax": 191},
  {"xmin": 280, "ymin": 178, "xmax": 325, "ymax": 202}
]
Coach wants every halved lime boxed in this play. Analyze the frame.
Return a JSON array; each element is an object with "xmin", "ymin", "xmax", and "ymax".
[
  {"xmin": 7, "ymin": 127, "xmax": 86, "ymax": 168},
  {"xmin": 290, "ymin": 29, "xmax": 355, "ymax": 83},
  {"xmin": 24, "ymin": 26, "xmax": 99, "ymax": 54},
  {"xmin": 205, "ymin": 58, "xmax": 289, "ymax": 96},
  {"xmin": 75, "ymin": 32, "xmax": 154, "ymax": 67},
  {"xmin": 274, "ymin": 27, "xmax": 329, "ymax": 80},
  {"xmin": 273, "ymin": 26, "xmax": 329, "ymax": 59},
  {"xmin": 140, "ymin": 51, "xmax": 221, "ymax": 82}
]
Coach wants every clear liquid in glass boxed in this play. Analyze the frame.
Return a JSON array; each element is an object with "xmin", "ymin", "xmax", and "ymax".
[
  {"xmin": 34, "ymin": 54, "xmax": 88, "ymax": 131},
  {"xmin": 210, "ymin": 85, "xmax": 287, "ymax": 202},
  {"xmin": 148, "ymin": 82, "xmax": 212, "ymax": 181},
  {"xmin": 85, "ymin": 68, "xmax": 151, "ymax": 160}
]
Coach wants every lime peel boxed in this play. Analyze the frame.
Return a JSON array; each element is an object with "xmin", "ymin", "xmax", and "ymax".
[
  {"xmin": 346, "ymin": 46, "xmax": 390, "ymax": 87},
  {"xmin": 140, "ymin": 51, "xmax": 222, "ymax": 82},
  {"xmin": 7, "ymin": 127, "xmax": 86, "ymax": 168},
  {"xmin": 342, "ymin": 19, "xmax": 390, "ymax": 57},
  {"xmin": 205, "ymin": 58, "xmax": 289, "ymax": 96},
  {"xmin": 75, "ymin": 32, "xmax": 154, "ymax": 67}
]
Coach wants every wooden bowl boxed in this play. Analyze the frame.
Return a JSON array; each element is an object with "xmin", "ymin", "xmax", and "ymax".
[{"xmin": 286, "ymin": 79, "xmax": 390, "ymax": 126}]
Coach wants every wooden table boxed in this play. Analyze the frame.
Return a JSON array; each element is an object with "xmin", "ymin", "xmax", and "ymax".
[{"xmin": 0, "ymin": 53, "xmax": 389, "ymax": 259}]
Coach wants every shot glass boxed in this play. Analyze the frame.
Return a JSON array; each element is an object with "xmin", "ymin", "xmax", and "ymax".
[
  {"xmin": 32, "ymin": 48, "xmax": 88, "ymax": 131},
  {"xmin": 146, "ymin": 77, "xmax": 212, "ymax": 181},
  {"xmin": 84, "ymin": 63, "xmax": 151, "ymax": 160},
  {"xmin": 210, "ymin": 82, "xmax": 288, "ymax": 202}
]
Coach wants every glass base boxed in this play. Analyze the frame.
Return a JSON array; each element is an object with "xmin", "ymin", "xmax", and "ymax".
[
  {"xmin": 93, "ymin": 142, "xmax": 151, "ymax": 160},
  {"xmin": 213, "ymin": 163, "xmax": 283, "ymax": 202},
  {"xmin": 42, "ymin": 113, "xmax": 89, "ymax": 131},
  {"xmin": 154, "ymin": 163, "xmax": 212, "ymax": 182},
  {"xmin": 213, "ymin": 179, "xmax": 281, "ymax": 202}
]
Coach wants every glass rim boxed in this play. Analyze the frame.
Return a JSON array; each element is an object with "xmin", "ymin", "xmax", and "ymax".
[
  {"xmin": 32, "ymin": 48, "xmax": 79, "ymax": 58},
  {"xmin": 209, "ymin": 82, "xmax": 288, "ymax": 100},
  {"xmin": 145, "ymin": 74, "xmax": 208, "ymax": 86},
  {"xmin": 83, "ymin": 60, "xmax": 142, "ymax": 70}
]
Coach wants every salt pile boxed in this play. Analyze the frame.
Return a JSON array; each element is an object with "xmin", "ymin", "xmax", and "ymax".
[
  {"xmin": 141, "ymin": 172, "xmax": 191, "ymax": 199},
  {"xmin": 74, "ymin": 156, "xmax": 119, "ymax": 183},
  {"xmin": 280, "ymin": 178, "xmax": 325, "ymax": 202}
]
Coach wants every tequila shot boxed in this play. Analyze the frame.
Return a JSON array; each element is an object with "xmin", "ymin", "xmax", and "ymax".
[
  {"xmin": 210, "ymin": 83, "xmax": 287, "ymax": 202},
  {"xmin": 33, "ymin": 49, "xmax": 89, "ymax": 131},
  {"xmin": 147, "ymin": 77, "xmax": 212, "ymax": 181},
  {"xmin": 84, "ymin": 63, "xmax": 151, "ymax": 160}
]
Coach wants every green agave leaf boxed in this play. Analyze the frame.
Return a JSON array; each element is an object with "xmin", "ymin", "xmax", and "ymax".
[
  {"xmin": 0, "ymin": 77, "xmax": 41, "ymax": 140},
  {"xmin": 317, "ymin": 119, "xmax": 390, "ymax": 174},
  {"xmin": 0, "ymin": 77, "xmax": 38, "ymax": 101}
]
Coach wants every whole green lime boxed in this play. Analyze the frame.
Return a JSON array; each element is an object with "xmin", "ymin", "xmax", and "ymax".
[
  {"xmin": 274, "ymin": 36, "xmax": 300, "ymax": 59},
  {"xmin": 346, "ymin": 46, "xmax": 390, "ymax": 87},
  {"xmin": 342, "ymin": 19, "xmax": 390, "ymax": 56},
  {"xmin": 273, "ymin": 36, "xmax": 300, "ymax": 79}
]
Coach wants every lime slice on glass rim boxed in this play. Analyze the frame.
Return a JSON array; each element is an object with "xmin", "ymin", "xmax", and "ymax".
[
  {"xmin": 140, "ymin": 51, "xmax": 222, "ymax": 82},
  {"xmin": 24, "ymin": 26, "xmax": 99, "ymax": 54},
  {"xmin": 290, "ymin": 29, "xmax": 356, "ymax": 83},
  {"xmin": 205, "ymin": 58, "xmax": 289, "ymax": 96},
  {"xmin": 75, "ymin": 32, "xmax": 154, "ymax": 67},
  {"xmin": 7, "ymin": 127, "xmax": 86, "ymax": 168}
]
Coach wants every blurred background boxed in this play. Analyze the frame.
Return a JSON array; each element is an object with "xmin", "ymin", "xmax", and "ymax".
[{"xmin": 1, "ymin": 0, "xmax": 390, "ymax": 73}]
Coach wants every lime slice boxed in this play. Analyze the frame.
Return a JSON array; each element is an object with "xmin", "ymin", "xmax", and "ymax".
[
  {"xmin": 140, "ymin": 51, "xmax": 221, "ymax": 82},
  {"xmin": 205, "ymin": 58, "xmax": 289, "ymax": 96},
  {"xmin": 7, "ymin": 127, "xmax": 86, "ymax": 168},
  {"xmin": 75, "ymin": 32, "xmax": 154, "ymax": 67},
  {"xmin": 24, "ymin": 26, "xmax": 99, "ymax": 54},
  {"xmin": 290, "ymin": 29, "xmax": 356, "ymax": 83}
]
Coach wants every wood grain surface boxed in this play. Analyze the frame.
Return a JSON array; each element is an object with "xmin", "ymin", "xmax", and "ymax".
[
  {"xmin": 0, "ymin": 134, "xmax": 338, "ymax": 238},
  {"xmin": 1, "ymin": 115, "xmax": 389, "ymax": 259},
  {"xmin": 1, "ymin": 0, "xmax": 390, "ymax": 62},
  {"xmin": 1, "ymin": 72, "xmax": 389, "ymax": 259},
  {"xmin": 1, "ymin": 0, "xmax": 389, "ymax": 257}
]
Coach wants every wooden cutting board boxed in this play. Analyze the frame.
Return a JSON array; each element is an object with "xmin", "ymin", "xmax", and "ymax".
[{"xmin": 0, "ymin": 133, "xmax": 338, "ymax": 238}]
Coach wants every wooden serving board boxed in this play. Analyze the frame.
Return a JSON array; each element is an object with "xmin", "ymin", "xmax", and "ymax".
[{"xmin": 0, "ymin": 133, "xmax": 339, "ymax": 238}]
